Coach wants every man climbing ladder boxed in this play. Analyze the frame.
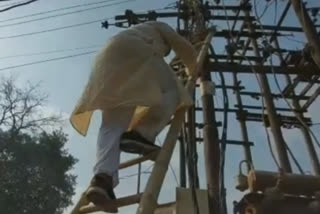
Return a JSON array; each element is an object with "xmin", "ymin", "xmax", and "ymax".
[{"xmin": 70, "ymin": 21, "xmax": 197, "ymax": 212}]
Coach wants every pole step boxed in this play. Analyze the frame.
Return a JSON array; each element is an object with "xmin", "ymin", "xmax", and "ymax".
[
  {"xmin": 119, "ymin": 150, "xmax": 159, "ymax": 170},
  {"xmin": 79, "ymin": 193, "xmax": 143, "ymax": 214}
]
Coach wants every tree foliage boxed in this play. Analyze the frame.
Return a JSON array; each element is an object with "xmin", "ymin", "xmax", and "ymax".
[
  {"xmin": 0, "ymin": 77, "xmax": 61, "ymax": 137},
  {"xmin": 0, "ymin": 76, "xmax": 77, "ymax": 214}
]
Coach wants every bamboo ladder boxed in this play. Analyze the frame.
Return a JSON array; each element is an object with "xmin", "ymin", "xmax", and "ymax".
[{"xmin": 70, "ymin": 31, "xmax": 214, "ymax": 214}]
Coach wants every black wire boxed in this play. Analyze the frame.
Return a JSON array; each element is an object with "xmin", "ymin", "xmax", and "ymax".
[
  {"xmin": 119, "ymin": 164, "xmax": 154, "ymax": 180},
  {"xmin": 0, "ymin": 0, "xmax": 118, "ymax": 23},
  {"xmin": 0, "ymin": 0, "xmax": 132, "ymax": 28},
  {"xmin": 0, "ymin": 51, "xmax": 97, "ymax": 72},
  {"xmin": 258, "ymin": 0, "xmax": 275, "ymax": 19},
  {"xmin": 0, "ymin": 2, "xmax": 176, "ymax": 40},
  {"xmin": 274, "ymin": 0, "xmax": 278, "ymax": 25},
  {"xmin": 0, "ymin": 18, "xmax": 111, "ymax": 40},
  {"xmin": 0, "ymin": 0, "xmax": 26, "ymax": 8},
  {"xmin": 0, "ymin": 0, "xmax": 39, "ymax": 12},
  {"xmin": 218, "ymin": 70, "xmax": 228, "ymax": 214},
  {"xmin": 284, "ymin": 142, "xmax": 304, "ymax": 174},
  {"xmin": 0, "ymin": 45, "xmax": 101, "ymax": 59},
  {"xmin": 156, "ymin": 137, "xmax": 179, "ymax": 185}
]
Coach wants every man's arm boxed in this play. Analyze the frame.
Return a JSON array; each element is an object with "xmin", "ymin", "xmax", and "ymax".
[{"xmin": 155, "ymin": 22, "xmax": 197, "ymax": 77}]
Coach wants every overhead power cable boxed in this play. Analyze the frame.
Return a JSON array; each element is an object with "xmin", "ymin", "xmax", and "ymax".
[
  {"xmin": 0, "ymin": 0, "xmax": 118, "ymax": 23},
  {"xmin": 0, "ymin": 0, "xmax": 26, "ymax": 8},
  {"xmin": 0, "ymin": 0, "xmax": 133, "ymax": 28},
  {"xmin": 0, "ymin": 45, "xmax": 102, "ymax": 59},
  {"xmin": 0, "ymin": 51, "xmax": 97, "ymax": 72},
  {"xmin": 0, "ymin": 0, "xmax": 39, "ymax": 13},
  {"xmin": 0, "ymin": 18, "xmax": 111, "ymax": 40}
]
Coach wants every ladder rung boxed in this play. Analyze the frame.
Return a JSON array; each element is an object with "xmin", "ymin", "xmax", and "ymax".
[
  {"xmin": 119, "ymin": 150, "xmax": 159, "ymax": 170},
  {"xmin": 79, "ymin": 193, "xmax": 143, "ymax": 214}
]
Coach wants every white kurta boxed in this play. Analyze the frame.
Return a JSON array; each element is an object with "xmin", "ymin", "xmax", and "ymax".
[
  {"xmin": 70, "ymin": 21, "xmax": 197, "ymax": 186},
  {"xmin": 70, "ymin": 21, "xmax": 197, "ymax": 136}
]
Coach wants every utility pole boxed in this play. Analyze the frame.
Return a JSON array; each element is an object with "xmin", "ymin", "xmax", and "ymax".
[{"xmin": 242, "ymin": 0, "xmax": 292, "ymax": 172}]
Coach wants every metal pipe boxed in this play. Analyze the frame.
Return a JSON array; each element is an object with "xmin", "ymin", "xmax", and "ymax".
[
  {"xmin": 179, "ymin": 134, "xmax": 187, "ymax": 188},
  {"xmin": 137, "ymin": 163, "xmax": 141, "ymax": 193},
  {"xmin": 200, "ymin": 59, "xmax": 221, "ymax": 214}
]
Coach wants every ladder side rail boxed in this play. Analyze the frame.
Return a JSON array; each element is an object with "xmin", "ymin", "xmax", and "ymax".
[{"xmin": 136, "ymin": 31, "xmax": 214, "ymax": 214}]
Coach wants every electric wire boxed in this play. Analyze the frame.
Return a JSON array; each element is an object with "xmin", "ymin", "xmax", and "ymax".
[
  {"xmin": 0, "ymin": 0, "xmax": 118, "ymax": 23},
  {"xmin": 274, "ymin": 0, "xmax": 278, "ymax": 24},
  {"xmin": 0, "ymin": 18, "xmax": 112, "ymax": 40},
  {"xmin": 0, "ymin": 0, "xmax": 26, "ymax": 8},
  {"xmin": 283, "ymin": 35, "xmax": 306, "ymax": 45},
  {"xmin": 0, "ymin": 45, "xmax": 102, "ymax": 59},
  {"xmin": 156, "ymin": 137, "xmax": 179, "ymax": 185},
  {"xmin": 218, "ymin": 70, "xmax": 229, "ymax": 214},
  {"xmin": 0, "ymin": 0, "xmax": 39, "ymax": 13},
  {"xmin": 0, "ymin": 0, "xmax": 133, "ymax": 28},
  {"xmin": 257, "ymin": 0, "xmax": 275, "ymax": 19},
  {"xmin": 119, "ymin": 164, "xmax": 154, "ymax": 180},
  {"xmin": 283, "ymin": 138, "xmax": 305, "ymax": 174},
  {"xmin": 0, "ymin": 2, "xmax": 177, "ymax": 40},
  {"xmin": 0, "ymin": 51, "xmax": 97, "ymax": 72}
]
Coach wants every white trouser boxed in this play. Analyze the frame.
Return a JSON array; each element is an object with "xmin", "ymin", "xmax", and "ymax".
[{"xmin": 93, "ymin": 90, "xmax": 179, "ymax": 187}]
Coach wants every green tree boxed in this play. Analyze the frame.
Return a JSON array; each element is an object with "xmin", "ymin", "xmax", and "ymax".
[{"xmin": 0, "ymin": 76, "xmax": 77, "ymax": 214}]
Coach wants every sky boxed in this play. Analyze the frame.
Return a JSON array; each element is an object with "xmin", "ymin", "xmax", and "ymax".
[{"xmin": 0, "ymin": 0, "xmax": 320, "ymax": 214}]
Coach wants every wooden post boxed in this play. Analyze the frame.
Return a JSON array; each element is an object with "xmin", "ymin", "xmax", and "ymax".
[
  {"xmin": 289, "ymin": 0, "xmax": 320, "ymax": 70},
  {"xmin": 70, "ymin": 190, "xmax": 89, "ymax": 214},
  {"xmin": 79, "ymin": 193, "xmax": 143, "ymax": 214},
  {"xmin": 136, "ymin": 31, "xmax": 214, "ymax": 214}
]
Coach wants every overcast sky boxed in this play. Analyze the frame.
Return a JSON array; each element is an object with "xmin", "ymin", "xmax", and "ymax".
[{"xmin": 0, "ymin": 0, "xmax": 320, "ymax": 214}]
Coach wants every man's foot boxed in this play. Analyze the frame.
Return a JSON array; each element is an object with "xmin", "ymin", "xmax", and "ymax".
[
  {"xmin": 86, "ymin": 173, "xmax": 118, "ymax": 213},
  {"xmin": 120, "ymin": 131, "xmax": 160, "ymax": 155}
]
